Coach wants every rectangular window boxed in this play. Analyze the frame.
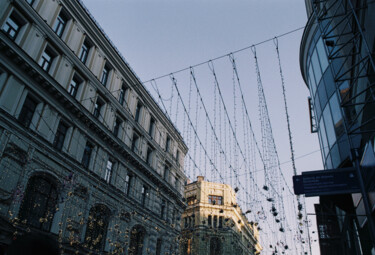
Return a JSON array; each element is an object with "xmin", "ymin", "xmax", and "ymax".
[
  {"xmin": 2, "ymin": 12, "xmax": 24, "ymax": 41},
  {"xmin": 18, "ymin": 95, "xmax": 38, "ymax": 128},
  {"xmin": 53, "ymin": 11, "xmax": 67, "ymax": 38},
  {"xmin": 53, "ymin": 121, "xmax": 68, "ymax": 151},
  {"xmin": 213, "ymin": 216, "xmax": 217, "ymax": 228},
  {"xmin": 219, "ymin": 216, "xmax": 223, "ymax": 228},
  {"xmin": 79, "ymin": 40, "xmax": 90, "ymax": 64},
  {"xmin": 113, "ymin": 117, "xmax": 122, "ymax": 137},
  {"xmin": 119, "ymin": 83, "xmax": 128, "ymax": 105},
  {"xmin": 164, "ymin": 164, "xmax": 170, "ymax": 181},
  {"xmin": 68, "ymin": 75, "xmax": 81, "ymax": 98},
  {"xmin": 93, "ymin": 98, "xmax": 104, "ymax": 118},
  {"xmin": 160, "ymin": 200, "xmax": 166, "ymax": 219},
  {"xmin": 208, "ymin": 195, "xmax": 223, "ymax": 205},
  {"xmin": 82, "ymin": 141, "xmax": 94, "ymax": 168},
  {"xmin": 149, "ymin": 117, "xmax": 155, "ymax": 137},
  {"xmin": 187, "ymin": 196, "xmax": 196, "ymax": 205},
  {"xmin": 134, "ymin": 101, "xmax": 142, "ymax": 123},
  {"xmin": 166, "ymin": 135, "xmax": 171, "ymax": 152},
  {"xmin": 131, "ymin": 132, "xmax": 140, "ymax": 153},
  {"xmin": 39, "ymin": 47, "xmax": 55, "ymax": 72},
  {"xmin": 104, "ymin": 159, "xmax": 113, "ymax": 183},
  {"xmin": 176, "ymin": 150, "xmax": 180, "ymax": 165},
  {"xmin": 100, "ymin": 65, "xmax": 110, "ymax": 86},
  {"xmin": 146, "ymin": 146, "xmax": 153, "ymax": 166},
  {"xmin": 141, "ymin": 185, "xmax": 149, "ymax": 206},
  {"xmin": 156, "ymin": 239, "xmax": 162, "ymax": 255},
  {"xmin": 124, "ymin": 173, "xmax": 132, "ymax": 195},
  {"xmin": 208, "ymin": 215, "xmax": 212, "ymax": 226}
]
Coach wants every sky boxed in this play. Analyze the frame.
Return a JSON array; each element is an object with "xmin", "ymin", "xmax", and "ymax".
[{"xmin": 80, "ymin": 0, "xmax": 322, "ymax": 254}]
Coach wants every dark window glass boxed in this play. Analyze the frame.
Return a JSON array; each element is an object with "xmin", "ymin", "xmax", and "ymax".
[
  {"xmin": 135, "ymin": 102, "xmax": 142, "ymax": 123},
  {"xmin": 208, "ymin": 195, "xmax": 223, "ymax": 205},
  {"xmin": 19, "ymin": 176, "xmax": 58, "ymax": 231},
  {"xmin": 176, "ymin": 150, "xmax": 180, "ymax": 165},
  {"xmin": 149, "ymin": 117, "xmax": 155, "ymax": 137},
  {"xmin": 113, "ymin": 118, "xmax": 122, "ymax": 137},
  {"xmin": 141, "ymin": 185, "xmax": 149, "ymax": 206},
  {"xmin": 53, "ymin": 121, "xmax": 68, "ymax": 151},
  {"xmin": 68, "ymin": 76, "xmax": 80, "ymax": 98},
  {"xmin": 104, "ymin": 159, "xmax": 113, "ymax": 183},
  {"xmin": 101, "ymin": 66, "xmax": 109, "ymax": 86},
  {"xmin": 2, "ymin": 13, "xmax": 22, "ymax": 40},
  {"xmin": 208, "ymin": 215, "xmax": 212, "ymax": 226},
  {"xmin": 82, "ymin": 141, "xmax": 94, "ymax": 168},
  {"xmin": 160, "ymin": 200, "xmax": 166, "ymax": 219},
  {"xmin": 317, "ymin": 80, "xmax": 328, "ymax": 110},
  {"xmin": 164, "ymin": 164, "xmax": 170, "ymax": 181},
  {"xmin": 39, "ymin": 47, "xmax": 54, "ymax": 72},
  {"xmin": 124, "ymin": 174, "xmax": 132, "ymax": 195},
  {"xmin": 210, "ymin": 237, "xmax": 222, "ymax": 255},
  {"xmin": 18, "ymin": 95, "xmax": 38, "ymax": 127},
  {"xmin": 119, "ymin": 84, "xmax": 128, "ymax": 105},
  {"xmin": 219, "ymin": 216, "xmax": 223, "ymax": 228},
  {"xmin": 93, "ymin": 98, "xmax": 104, "ymax": 118},
  {"xmin": 131, "ymin": 133, "xmax": 140, "ymax": 153},
  {"xmin": 79, "ymin": 40, "xmax": 90, "ymax": 64},
  {"xmin": 146, "ymin": 146, "xmax": 153, "ymax": 166},
  {"xmin": 84, "ymin": 205, "xmax": 110, "ymax": 251},
  {"xmin": 156, "ymin": 238, "xmax": 162, "ymax": 255},
  {"xmin": 53, "ymin": 12, "xmax": 67, "ymax": 37},
  {"xmin": 129, "ymin": 225, "xmax": 145, "ymax": 255},
  {"xmin": 213, "ymin": 216, "xmax": 217, "ymax": 228},
  {"xmin": 166, "ymin": 136, "xmax": 171, "ymax": 152},
  {"xmin": 323, "ymin": 67, "xmax": 335, "ymax": 98}
]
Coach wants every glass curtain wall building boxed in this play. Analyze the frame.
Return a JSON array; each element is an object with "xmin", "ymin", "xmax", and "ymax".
[{"xmin": 300, "ymin": 0, "xmax": 375, "ymax": 254}]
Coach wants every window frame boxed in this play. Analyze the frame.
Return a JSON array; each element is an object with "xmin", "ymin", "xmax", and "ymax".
[
  {"xmin": 53, "ymin": 10, "xmax": 68, "ymax": 38},
  {"xmin": 2, "ymin": 11, "xmax": 25, "ymax": 41},
  {"xmin": 104, "ymin": 159, "xmax": 113, "ymax": 183},
  {"xmin": 53, "ymin": 120, "xmax": 68, "ymax": 151},
  {"xmin": 93, "ymin": 97, "xmax": 104, "ymax": 119},
  {"xmin": 79, "ymin": 39, "xmax": 91, "ymax": 64},
  {"xmin": 100, "ymin": 65, "xmax": 110, "ymax": 86},
  {"xmin": 18, "ymin": 94, "xmax": 38, "ymax": 128},
  {"xmin": 82, "ymin": 140, "xmax": 94, "ymax": 168}
]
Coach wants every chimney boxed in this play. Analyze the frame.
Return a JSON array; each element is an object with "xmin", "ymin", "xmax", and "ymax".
[{"xmin": 197, "ymin": 176, "xmax": 204, "ymax": 182}]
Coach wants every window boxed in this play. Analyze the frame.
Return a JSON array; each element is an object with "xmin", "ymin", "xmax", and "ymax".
[
  {"xmin": 93, "ymin": 97, "xmax": 104, "ymax": 118},
  {"xmin": 53, "ymin": 121, "xmax": 68, "ymax": 151},
  {"xmin": 2, "ymin": 12, "xmax": 24, "ymax": 41},
  {"xmin": 104, "ymin": 159, "xmax": 113, "ymax": 183},
  {"xmin": 19, "ymin": 175, "xmax": 58, "ymax": 231},
  {"xmin": 82, "ymin": 141, "xmax": 94, "ymax": 168},
  {"xmin": 100, "ymin": 65, "xmax": 110, "ymax": 86},
  {"xmin": 124, "ymin": 173, "xmax": 132, "ymax": 195},
  {"xmin": 219, "ymin": 216, "xmax": 223, "ymax": 228},
  {"xmin": 210, "ymin": 237, "xmax": 222, "ymax": 255},
  {"xmin": 131, "ymin": 132, "xmax": 140, "ymax": 153},
  {"xmin": 79, "ymin": 39, "xmax": 90, "ymax": 64},
  {"xmin": 166, "ymin": 135, "xmax": 171, "ymax": 152},
  {"xmin": 119, "ymin": 83, "xmax": 129, "ymax": 105},
  {"xmin": 141, "ymin": 185, "xmax": 149, "ymax": 206},
  {"xmin": 164, "ymin": 164, "xmax": 170, "ymax": 181},
  {"xmin": 176, "ymin": 150, "xmax": 180, "ymax": 165},
  {"xmin": 213, "ymin": 215, "xmax": 217, "ymax": 228},
  {"xmin": 84, "ymin": 204, "xmax": 110, "ymax": 251},
  {"xmin": 68, "ymin": 75, "xmax": 81, "ymax": 98},
  {"xmin": 208, "ymin": 195, "xmax": 223, "ymax": 205},
  {"xmin": 156, "ymin": 238, "xmax": 162, "ymax": 255},
  {"xmin": 53, "ymin": 11, "xmax": 68, "ymax": 38},
  {"xmin": 129, "ymin": 225, "xmax": 146, "ymax": 255},
  {"xmin": 146, "ymin": 145, "xmax": 153, "ymax": 166},
  {"xmin": 160, "ymin": 200, "xmax": 166, "ymax": 219},
  {"xmin": 39, "ymin": 46, "xmax": 56, "ymax": 72},
  {"xmin": 113, "ymin": 117, "xmax": 122, "ymax": 137},
  {"xmin": 208, "ymin": 215, "xmax": 212, "ymax": 226},
  {"xmin": 134, "ymin": 101, "xmax": 142, "ymax": 123},
  {"xmin": 149, "ymin": 117, "xmax": 156, "ymax": 137},
  {"xmin": 18, "ymin": 95, "xmax": 38, "ymax": 128}
]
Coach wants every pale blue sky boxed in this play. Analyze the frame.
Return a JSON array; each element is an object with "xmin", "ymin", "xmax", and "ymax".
[{"xmin": 81, "ymin": 0, "xmax": 321, "ymax": 254}]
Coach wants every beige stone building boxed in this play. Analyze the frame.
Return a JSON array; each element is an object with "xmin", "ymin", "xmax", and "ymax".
[{"xmin": 180, "ymin": 176, "xmax": 262, "ymax": 255}]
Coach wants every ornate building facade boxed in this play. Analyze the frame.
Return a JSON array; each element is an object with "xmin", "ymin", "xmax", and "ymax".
[
  {"xmin": 180, "ymin": 176, "xmax": 262, "ymax": 255},
  {"xmin": 0, "ymin": 0, "xmax": 187, "ymax": 254}
]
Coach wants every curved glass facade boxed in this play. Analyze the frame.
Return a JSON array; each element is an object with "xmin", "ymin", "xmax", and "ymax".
[{"xmin": 302, "ymin": 24, "xmax": 350, "ymax": 169}]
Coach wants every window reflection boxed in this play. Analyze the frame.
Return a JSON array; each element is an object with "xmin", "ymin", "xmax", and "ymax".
[
  {"xmin": 316, "ymin": 38, "xmax": 329, "ymax": 73},
  {"xmin": 329, "ymin": 94, "xmax": 344, "ymax": 138},
  {"xmin": 319, "ymin": 117, "xmax": 329, "ymax": 158},
  {"xmin": 308, "ymin": 64, "xmax": 317, "ymax": 96},
  {"xmin": 323, "ymin": 104, "xmax": 336, "ymax": 147},
  {"xmin": 311, "ymin": 49, "xmax": 322, "ymax": 84}
]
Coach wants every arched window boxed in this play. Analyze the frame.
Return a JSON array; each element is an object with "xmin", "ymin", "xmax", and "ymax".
[
  {"xmin": 129, "ymin": 225, "xmax": 146, "ymax": 255},
  {"xmin": 210, "ymin": 237, "xmax": 222, "ymax": 255},
  {"xmin": 84, "ymin": 204, "xmax": 110, "ymax": 251},
  {"xmin": 18, "ymin": 175, "xmax": 58, "ymax": 231}
]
